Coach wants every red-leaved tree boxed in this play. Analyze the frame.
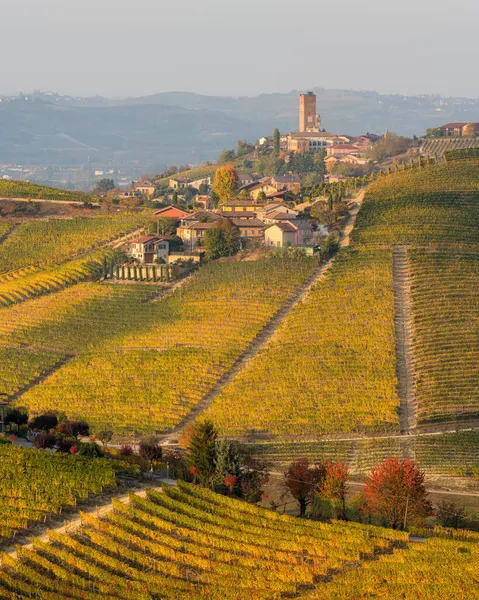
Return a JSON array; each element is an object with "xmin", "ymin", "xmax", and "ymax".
[
  {"xmin": 363, "ymin": 458, "xmax": 433, "ymax": 529},
  {"xmin": 284, "ymin": 458, "xmax": 326, "ymax": 516},
  {"xmin": 319, "ymin": 460, "xmax": 349, "ymax": 519}
]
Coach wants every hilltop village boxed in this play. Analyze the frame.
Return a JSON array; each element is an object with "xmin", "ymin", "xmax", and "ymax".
[{"xmin": 94, "ymin": 93, "xmax": 477, "ymax": 268}]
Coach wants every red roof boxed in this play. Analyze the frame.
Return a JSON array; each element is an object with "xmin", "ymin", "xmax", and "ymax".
[
  {"xmin": 440, "ymin": 123, "xmax": 468, "ymax": 129},
  {"xmin": 154, "ymin": 206, "xmax": 189, "ymax": 219},
  {"xmin": 133, "ymin": 236, "xmax": 160, "ymax": 244}
]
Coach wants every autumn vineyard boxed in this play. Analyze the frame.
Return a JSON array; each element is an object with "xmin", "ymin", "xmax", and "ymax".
[{"xmin": 0, "ymin": 155, "xmax": 478, "ymax": 598}]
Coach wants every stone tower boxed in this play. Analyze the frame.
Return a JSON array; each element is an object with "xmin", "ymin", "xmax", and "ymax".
[{"xmin": 299, "ymin": 92, "xmax": 321, "ymax": 132}]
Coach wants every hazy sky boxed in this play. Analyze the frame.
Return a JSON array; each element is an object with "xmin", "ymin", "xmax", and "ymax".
[{"xmin": 2, "ymin": 0, "xmax": 478, "ymax": 98}]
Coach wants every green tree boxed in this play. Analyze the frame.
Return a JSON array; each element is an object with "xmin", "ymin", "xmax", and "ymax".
[
  {"xmin": 187, "ymin": 420, "xmax": 218, "ymax": 487},
  {"xmin": 213, "ymin": 164, "xmax": 239, "ymax": 205},
  {"xmin": 204, "ymin": 219, "xmax": 240, "ymax": 260},
  {"xmin": 92, "ymin": 178, "xmax": 116, "ymax": 194},
  {"xmin": 204, "ymin": 227, "xmax": 225, "ymax": 260},
  {"xmin": 273, "ymin": 128, "xmax": 280, "ymax": 156},
  {"xmin": 237, "ymin": 140, "xmax": 254, "ymax": 157},
  {"xmin": 214, "ymin": 439, "xmax": 242, "ymax": 489},
  {"xmin": 218, "ymin": 149, "xmax": 236, "ymax": 165}
]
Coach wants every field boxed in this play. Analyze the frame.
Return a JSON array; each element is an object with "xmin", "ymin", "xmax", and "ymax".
[
  {"xmin": 4, "ymin": 257, "xmax": 317, "ymax": 434},
  {"xmin": 204, "ymin": 248, "xmax": 399, "ymax": 437},
  {"xmin": 0, "ymin": 180, "xmax": 95, "ymax": 203},
  {"xmin": 0, "ymin": 212, "xmax": 153, "ymax": 273},
  {"xmin": 0, "ymin": 445, "xmax": 125, "ymax": 543},
  {"xmin": 204, "ymin": 160, "xmax": 479, "ymax": 443},
  {"xmin": 0, "ymin": 481, "xmax": 409, "ymax": 600},
  {"xmin": 2, "ymin": 482, "xmax": 479, "ymax": 600}
]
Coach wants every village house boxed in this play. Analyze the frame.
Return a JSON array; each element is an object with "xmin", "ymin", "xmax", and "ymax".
[
  {"xmin": 326, "ymin": 144, "xmax": 362, "ymax": 157},
  {"xmin": 241, "ymin": 181, "xmax": 279, "ymax": 200},
  {"xmin": 270, "ymin": 175, "xmax": 301, "ymax": 193},
  {"xmin": 133, "ymin": 181, "xmax": 156, "ymax": 198},
  {"xmin": 264, "ymin": 220, "xmax": 314, "ymax": 248},
  {"xmin": 221, "ymin": 200, "xmax": 266, "ymax": 214},
  {"xmin": 169, "ymin": 177, "xmax": 192, "ymax": 190},
  {"xmin": 237, "ymin": 173, "xmax": 256, "ymax": 187},
  {"xmin": 130, "ymin": 236, "xmax": 170, "ymax": 264},
  {"xmin": 439, "ymin": 122, "xmax": 479, "ymax": 137},
  {"xmin": 179, "ymin": 210, "xmax": 221, "ymax": 228},
  {"xmin": 189, "ymin": 177, "xmax": 212, "ymax": 190},
  {"xmin": 231, "ymin": 218, "xmax": 265, "ymax": 241},
  {"xmin": 177, "ymin": 222, "xmax": 217, "ymax": 250},
  {"xmin": 195, "ymin": 195, "xmax": 214, "ymax": 210}
]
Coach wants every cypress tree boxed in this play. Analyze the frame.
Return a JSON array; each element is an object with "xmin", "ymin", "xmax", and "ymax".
[{"xmin": 187, "ymin": 420, "xmax": 218, "ymax": 487}]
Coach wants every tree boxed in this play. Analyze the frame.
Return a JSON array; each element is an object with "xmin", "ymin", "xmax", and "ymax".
[
  {"xmin": 284, "ymin": 458, "xmax": 326, "ymax": 516},
  {"xmin": 29, "ymin": 413, "xmax": 58, "ymax": 431},
  {"xmin": 273, "ymin": 128, "xmax": 280, "ymax": 156},
  {"xmin": 214, "ymin": 438, "xmax": 242, "ymax": 489},
  {"xmin": 93, "ymin": 179, "xmax": 116, "ymax": 194},
  {"xmin": 5, "ymin": 408, "xmax": 28, "ymax": 430},
  {"xmin": 150, "ymin": 217, "xmax": 177, "ymax": 236},
  {"xmin": 32, "ymin": 433, "xmax": 57, "ymax": 449},
  {"xmin": 240, "ymin": 454, "xmax": 270, "ymax": 504},
  {"xmin": 204, "ymin": 226, "xmax": 225, "ymax": 261},
  {"xmin": 237, "ymin": 140, "xmax": 254, "ymax": 157},
  {"xmin": 204, "ymin": 219, "xmax": 240, "ymax": 260},
  {"xmin": 319, "ymin": 460, "xmax": 349, "ymax": 519},
  {"xmin": 218, "ymin": 149, "xmax": 236, "ymax": 165},
  {"xmin": 213, "ymin": 164, "xmax": 238, "ymax": 205},
  {"xmin": 78, "ymin": 442, "xmax": 104, "ymax": 458},
  {"xmin": 362, "ymin": 458, "xmax": 433, "ymax": 529},
  {"xmin": 97, "ymin": 428, "xmax": 113, "ymax": 448},
  {"xmin": 139, "ymin": 440, "xmax": 163, "ymax": 471},
  {"xmin": 436, "ymin": 500, "xmax": 466, "ymax": 529},
  {"xmin": 187, "ymin": 420, "xmax": 218, "ymax": 487},
  {"xmin": 425, "ymin": 128, "xmax": 442, "ymax": 138}
]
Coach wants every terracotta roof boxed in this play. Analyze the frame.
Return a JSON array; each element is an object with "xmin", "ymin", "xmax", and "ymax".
[
  {"xmin": 231, "ymin": 218, "xmax": 265, "ymax": 227},
  {"xmin": 154, "ymin": 205, "xmax": 189, "ymax": 218},
  {"xmin": 266, "ymin": 222, "xmax": 297, "ymax": 233},
  {"xmin": 440, "ymin": 122, "xmax": 469, "ymax": 129},
  {"xmin": 187, "ymin": 222, "xmax": 217, "ymax": 230},
  {"xmin": 133, "ymin": 236, "xmax": 160, "ymax": 244},
  {"xmin": 267, "ymin": 211, "xmax": 297, "ymax": 220}
]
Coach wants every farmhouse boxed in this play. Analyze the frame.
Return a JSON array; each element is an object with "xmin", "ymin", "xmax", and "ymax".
[
  {"xmin": 439, "ymin": 122, "xmax": 479, "ymax": 137},
  {"xmin": 264, "ymin": 220, "xmax": 314, "ymax": 247},
  {"xmin": 130, "ymin": 236, "xmax": 170, "ymax": 264},
  {"xmin": 133, "ymin": 181, "xmax": 156, "ymax": 198}
]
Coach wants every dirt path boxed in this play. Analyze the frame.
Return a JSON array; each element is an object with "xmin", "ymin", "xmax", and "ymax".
[
  {"xmin": 0, "ymin": 223, "xmax": 20, "ymax": 246},
  {"xmin": 392, "ymin": 246, "xmax": 417, "ymax": 433},
  {"xmin": 165, "ymin": 192, "xmax": 365, "ymax": 441},
  {"xmin": 8, "ymin": 355, "xmax": 74, "ymax": 402}
]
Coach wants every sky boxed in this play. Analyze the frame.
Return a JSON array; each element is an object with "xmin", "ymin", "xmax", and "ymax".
[{"xmin": 1, "ymin": 0, "xmax": 478, "ymax": 99}]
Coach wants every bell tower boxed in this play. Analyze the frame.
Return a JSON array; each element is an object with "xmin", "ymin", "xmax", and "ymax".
[{"xmin": 299, "ymin": 92, "xmax": 321, "ymax": 132}]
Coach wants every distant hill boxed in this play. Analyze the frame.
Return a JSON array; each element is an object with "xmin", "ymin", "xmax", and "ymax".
[{"xmin": 1, "ymin": 89, "xmax": 479, "ymax": 169}]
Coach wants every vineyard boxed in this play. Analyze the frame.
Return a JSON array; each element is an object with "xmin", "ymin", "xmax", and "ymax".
[
  {"xmin": 0, "ymin": 180, "xmax": 95, "ymax": 203},
  {"xmin": 308, "ymin": 536, "xmax": 479, "ymax": 599},
  {"xmin": 0, "ymin": 481, "xmax": 409, "ymax": 600},
  {"xmin": 203, "ymin": 159, "xmax": 479, "ymax": 457},
  {"xmin": 0, "ymin": 445, "xmax": 126, "ymax": 543},
  {"xmin": 2, "ymin": 257, "xmax": 317, "ymax": 434},
  {"xmin": 205, "ymin": 248, "xmax": 399, "ymax": 437},
  {"xmin": 250, "ymin": 430, "xmax": 479, "ymax": 478},
  {"xmin": 0, "ymin": 212, "xmax": 153, "ymax": 273}
]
